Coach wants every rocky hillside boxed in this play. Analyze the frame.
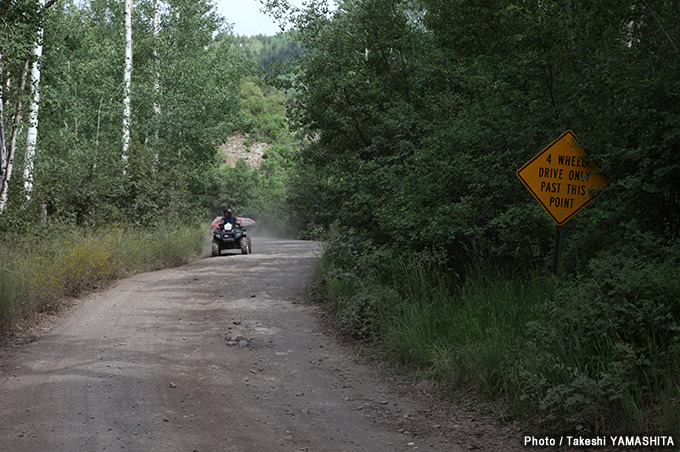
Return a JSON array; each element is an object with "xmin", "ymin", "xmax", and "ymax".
[{"xmin": 217, "ymin": 132, "xmax": 269, "ymax": 169}]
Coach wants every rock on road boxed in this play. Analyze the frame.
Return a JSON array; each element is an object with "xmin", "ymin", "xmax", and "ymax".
[{"xmin": 0, "ymin": 237, "xmax": 516, "ymax": 452}]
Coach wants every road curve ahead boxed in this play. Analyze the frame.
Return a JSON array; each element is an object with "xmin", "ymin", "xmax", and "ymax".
[{"xmin": 0, "ymin": 237, "xmax": 468, "ymax": 452}]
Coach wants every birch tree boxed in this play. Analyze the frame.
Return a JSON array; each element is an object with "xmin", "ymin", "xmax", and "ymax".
[
  {"xmin": 0, "ymin": 1, "xmax": 40, "ymax": 213},
  {"xmin": 2, "ymin": 0, "xmax": 246, "ymax": 224},
  {"xmin": 153, "ymin": 0, "xmax": 160, "ymax": 121},
  {"xmin": 0, "ymin": 53, "xmax": 7, "ymax": 200},
  {"xmin": 0, "ymin": 59, "xmax": 29, "ymax": 213},
  {"xmin": 152, "ymin": 0, "xmax": 160, "ymax": 166},
  {"xmin": 122, "ymin": 0, "xmax": 133, "ymax": 172},
  {"xmin": 23, "ymin": 0, "xmax": 46, "ymax": 200}
]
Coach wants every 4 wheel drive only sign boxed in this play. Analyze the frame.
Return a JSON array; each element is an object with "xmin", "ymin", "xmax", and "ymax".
[{"xmin": 517, "ymin": 130, "xmax": 609, "ymax": 226}]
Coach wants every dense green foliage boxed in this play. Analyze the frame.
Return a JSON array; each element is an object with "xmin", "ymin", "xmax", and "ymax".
[
  {"xmin": 1, "ymin": 1, "xmax": 303, "ymax": 233},
  {"xmin": 1, "ymin": 0, "xmax": 248, "ymax": 229},
  {"xmin": 191, "ymin": 74, "xmax": 299, "ymax": 233},
  {"xmin": 0, "ymin": 0, "xmax": 300, "ymax": 231},
  {"xmin": 235, "ymin": 33, "xmax": 304, "ymax": 71},
  {"xmin": 272, "ymin": 0, "xmax": 680, "ymax": 434},
  {"xmin": 280, "ymin": 0, "xmax": 679, "ymax": 266}
]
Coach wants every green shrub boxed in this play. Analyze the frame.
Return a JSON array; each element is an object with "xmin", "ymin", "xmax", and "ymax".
[
  {"xmin": 312, "ymin": 229, "xmax": 680, "ymax": 435},
  {"xmin": 0, "ymin": 223, "xmax": 206, "ymax": 334},
  {"xmin": 519, "ymin": 245, "xmax": 680, "ymax": 434}
]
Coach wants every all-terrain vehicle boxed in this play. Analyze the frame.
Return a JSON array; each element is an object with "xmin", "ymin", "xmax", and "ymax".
[{"xmin": 211, "ymin": 222, "xmax": 252, "ymax": 256}]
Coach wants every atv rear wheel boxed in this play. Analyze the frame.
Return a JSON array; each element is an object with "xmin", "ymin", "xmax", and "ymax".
[{"xmin": 211, "ymin": 239, "xmax": 220, "ymax": 257}]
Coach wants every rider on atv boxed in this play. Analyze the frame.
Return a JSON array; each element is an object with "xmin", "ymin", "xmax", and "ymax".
[{"xmin": 218, "ymin": 208, "xmax": 237, "ymax": 230}]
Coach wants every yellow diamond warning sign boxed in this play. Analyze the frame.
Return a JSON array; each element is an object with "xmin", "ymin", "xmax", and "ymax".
[{"xmin": 517, "ymin": 130, "xmax": 609, "ymax": 226}]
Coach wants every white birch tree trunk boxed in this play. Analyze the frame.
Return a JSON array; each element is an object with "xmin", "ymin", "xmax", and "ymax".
[
  {"xmin": 0, "ymin": 60, "xmax": 30, "ymax": 213},
  {"xmin": 0, "ymin": 53, "xmax": 7, "ymax": 188},
  {"xmin": 122, "ymin": 0, "xmax": 133, "ymax": 173},
  {"xmin": 153, "ymin": 0, "xmax": 160, "ymax": 120},
  {"xmin": 24, "ymin": 0, "xmax": 45, "ymax": 200},
  {"xmin": 152, "ymin": 0, "xmax": 160, "ymax": 166}
]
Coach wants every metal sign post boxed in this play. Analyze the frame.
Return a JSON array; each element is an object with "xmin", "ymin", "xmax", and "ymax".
[{"xmin": 553, "ymin": 226, "xmax": 562, "ymax": 276}]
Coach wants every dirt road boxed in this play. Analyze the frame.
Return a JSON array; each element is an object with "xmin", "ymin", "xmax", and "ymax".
[{"xmin": 0, "ymin": 237, "xmax": 519, "ymax": 452}]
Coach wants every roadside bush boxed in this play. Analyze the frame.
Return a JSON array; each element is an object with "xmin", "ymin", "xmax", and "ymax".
[
  {"xmin": 0, "ymin": 249, "xmax": 32, "ymax": 330},
  {"xmin": 61, "ymin": 235, "xmax": 120, "ymax": 297},
  {"xmin": 519, "ymin": 243, "xmax": 680, "ymax": 434},
  {"xmin": 0, "ymin": 223, "xmax": 206, "ymax": 334},
  {"xmin": 312, "ymin": 228, "xmax": 395, "ymax": 341},
  {"xmin": 312, "ymin": 227, "xmax": 680, "ymax": 435}
]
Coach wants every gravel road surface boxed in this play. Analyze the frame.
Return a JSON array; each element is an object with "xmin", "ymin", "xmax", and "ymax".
[{"xmin": 0, "ymin": 237, "xmax": 520, "ymax": 452}]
